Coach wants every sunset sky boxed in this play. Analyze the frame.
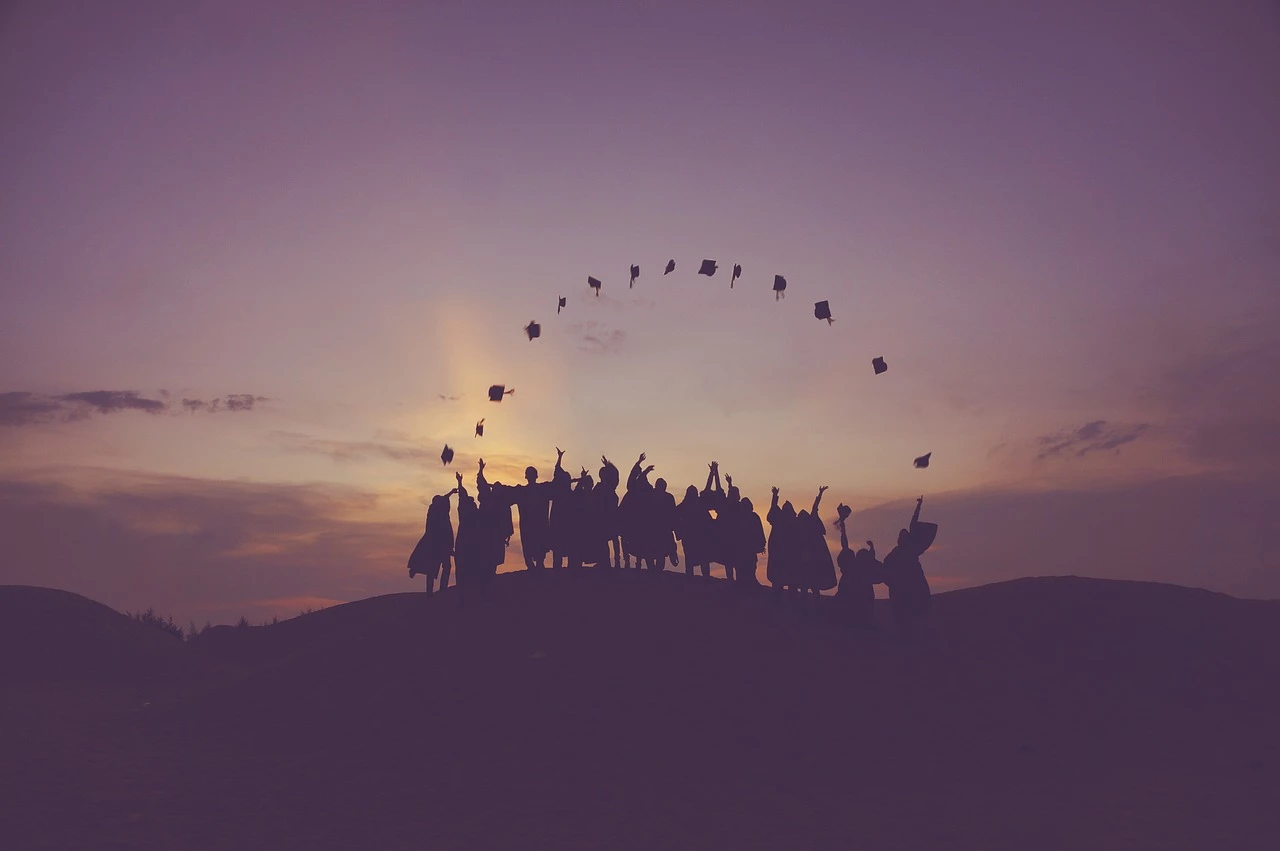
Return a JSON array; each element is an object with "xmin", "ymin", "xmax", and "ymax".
[{"xmin": 2, "ymin": 0, "xmax": 1277, "ymax": 624}]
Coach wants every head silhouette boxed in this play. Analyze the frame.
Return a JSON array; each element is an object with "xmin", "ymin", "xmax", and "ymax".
[
  {"xmin": 741, "ymin": 497, "xmax": 753, "ymax": 512},
  {"xmin": 655, "ymin": 478, "xmax": 667, "ymax": 494},
  {"xmin": 727, "ymin": 485, "xmax": 740, "ymax": 504},
  {"xmin": 782, "ymin": 500, "xmax": 796, "ymax": 519},
  {"xmin": 898, "ymin": 528, "xmax": 910, "ymax": 547},
  {"xmin": 525, "ymin": 466, "xmax": 538, "ymax": 483},
  {"xmin": 684, "ymin": 484, "xmax": 698, "ymax": 501}
]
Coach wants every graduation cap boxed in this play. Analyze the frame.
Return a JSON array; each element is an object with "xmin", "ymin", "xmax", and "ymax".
[
  {"xmin": 664, "ymin": 259, "xmax": 675, "ymax": 275},
  {"xmin": 773, "ymin": 275, "xmax": 787, "ymax": 300},
  {"xmin": 731, "ymin": 264, "xmax": 742, "ymax": 288},
  {"xmin": 441, "ymin": 444, "xmax": 454, "ymax": 465},
  {"xmin": 557, "ymin": 296, "xmax": 566, "ymax": 315},
  {"xmin": 699, "ymin": 259, "xmax": 718, "ymax": 277},
  {"xmin": 488, "ymin": 385, "xmax": 515, "ymax": 402},
  {"xmin": 475, "ymin": 419, "xmax": 485, "ymax": 437},
  {"xmin": 524, "ymin": 321, "xmax": 541, "ymax": 341},
  {"xmin": 814, "ymin": 300, "xmax": 834, "ymax": 324},
  {"xmin": 872, "ymin": 356, "xmax": 887, "ymax": 375},
  {"xmin": 587, "ymin": 276, "xmax": 601, "ymax": 296},
  {"xmin": 914, "ymin": 452, "xmax": 931, "ymax": 469},
  {"xmin": 630, "ymin": 264, "xmax": 639, "ymax": 288}
]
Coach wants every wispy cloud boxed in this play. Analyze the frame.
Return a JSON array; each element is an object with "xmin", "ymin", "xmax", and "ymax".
[
  {"xmin": 272, "ymin": 431, "xmax": 440, "ymax": 467},
  {"xmin": 568, "ymin": 321, "xmax": 626, "ymax": 355},
  {"xmin": 1, "ymin": 390, "xmax": 269, "ymax": 426},
  {"xmin": 1036, "ymin": 420, "xmax": 1150, "ymax": 460}
]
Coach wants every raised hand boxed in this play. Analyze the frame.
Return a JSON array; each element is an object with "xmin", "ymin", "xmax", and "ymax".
[
  {"xmin": 638, "ymin": 452, "xmax": 647, "ymax": 464},
  {"xmin": 771, "ymin": 486, "xmax": 779, "ymax": 497},
  {"xmin": 643, "ymin": 465, "xmax": 655, "ymax": 475},
  {"xmin": 478, "ymin": 458, "xmax": 485, "ymax": 471},
  {"xmin": 455, "ymin": 472, "xmax": 463, "ymax": 485},
  {"xmin": 725, "ymin": 475, "xmax": 733, "ymax": 488},
  {"xmin": 556, "ymin": 447, "xmax": 565, "ymax": 460},
  {"xmin": 818, "ymin": 486, "xmax": 829, "ymax": 495}
]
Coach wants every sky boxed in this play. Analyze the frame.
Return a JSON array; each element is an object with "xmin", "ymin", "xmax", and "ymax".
[{"xmin": 1, "ymin": 0, "xmax": 1277, "ymax": 624}]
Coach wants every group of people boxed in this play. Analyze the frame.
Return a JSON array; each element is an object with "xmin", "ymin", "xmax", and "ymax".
[{"xmin": 407, "ymin": 451, "xmax": 937, "ymax": 631}]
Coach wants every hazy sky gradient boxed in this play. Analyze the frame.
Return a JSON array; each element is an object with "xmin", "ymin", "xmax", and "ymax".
[{"xmin": 2, "ymin": 0, "xmax": 1277, "ymax": 621}]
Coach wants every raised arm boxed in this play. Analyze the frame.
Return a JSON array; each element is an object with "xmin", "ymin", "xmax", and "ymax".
[
  {"xmin": 770, "ymin": 486, "xmax": 780, "ymax": 512},
  {"xmin": 627, "ymin": 452, "xmax": 646, "ymax": 490},
  {"xmin": 812, "ymin": 485, "xmax": 828, "ymax": 516},
  {"xmin": 555, "ymin": 447, "xmax": 566, "ymax": 474},
  {"xmin": 476, "ymin": 458, "xmax": 489, "ymax": 497},
  {"xmin": 911, "ymin": 495, "xmax": 924, "ymax": 527},
  {"xmin": 455, "ymin": 471, "xmax": 468, "ymax": 500},
  {"xmin": 838, "ymin": 518, "xmax": 849, "ymax": 551}
]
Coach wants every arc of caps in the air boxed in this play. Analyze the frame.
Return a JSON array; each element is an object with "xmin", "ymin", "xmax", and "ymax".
[{"xmin": 442, "ymin": 255, "xmax": 925, "ymax": 471}]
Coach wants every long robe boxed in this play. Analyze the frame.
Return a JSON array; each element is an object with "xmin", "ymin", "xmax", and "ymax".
[
  {"xmin": 766, "ymin": 505, "xmax": 797, "ymax": 588},
  {"xmin": 675, "ymin": 492, "xmax": 713, "ymax": 567},
  {"xmin": 407, "ymin": 500, "xmax": 453, "ymax": 578},
  {"xmin": 797, "ymin": 511, "xmax": 837, "ymax": 591},
  {"xmin": 511, "ymin": 480, "xmax": 553, "ymax": 561}
]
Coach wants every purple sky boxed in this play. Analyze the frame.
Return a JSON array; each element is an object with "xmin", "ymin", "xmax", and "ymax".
[{"xmin": 2, "ymin": 0, "xmax": 1278, "ymax": 623}]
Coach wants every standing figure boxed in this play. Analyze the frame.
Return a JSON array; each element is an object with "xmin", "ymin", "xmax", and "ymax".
[
  {"xmin": 621, "ymin": 453, "xmax": 655, "ymax": 569},
  {"xmin": 733, "ymin": 496, "xmax": 767, "ymax": 585},
  {"xmin": 882, "ymin": 496, "xmax": 935, "ymax": 635},
  {"xmin": 407, "ymin": 486, "xmax": 458, "ymax": 594},
  {"xmin": 796, "ymin": 486, "xmax": 837, "ymax": 598},
  {"xmin": 649, "ymin": 477, "xmax": 678, "ymax": 571},
  {"xmin": 700, "ymin": 462, "xmax": 727, "ymax": 578},
  {"xmin": 476, "ymin": 459, "xmax": 513, "ymax": 584},
  {"xmin": 834, "ymin": 505, "xmax": 877, "ymax": 628},
  {"xmin": 715, "ymin": 475, "xmax": 743, "ymax": 580},
  {"xmin": 567, "ymin": 469, "xmax": 596, "ymax": 568},
  {"xmin": 510, "ymin": 453, "xmax": 557, "ymax": 570},
  {"xmin": 675, "ymin": 485, "xmax": 714, "ymax": 578},
  {"xmin": 453, "ymin": 472, "xmax": 482, "ymax": 590},
  {"xmin": 595, "ymin": 456, "xmax": 622, "ymax": 568},
  {"xmin": 766, "ymin": 487, "xmax": 798, "ymax": 593},
  {"xmin": 548, "ymin": 449, "xmax": 573, "ymax": 569}
]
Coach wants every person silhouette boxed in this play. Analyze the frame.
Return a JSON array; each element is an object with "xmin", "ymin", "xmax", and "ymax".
[
  {"xmin": 701, "ymin": 462, "xmax": 727, "ymax": 578},
  {"xmin": 733, "ymin": 496, "xmax": 766, "ymax": 585},
  {"xmin": 882, "ymin": 496, "xmax": 935, "ymax": 634},
  {"xmin": 621, "ymin": 453, "xmax": 655, "ymax": 569},
  {"xmin": 595, "ymin": 456, "xmax": 622, "ymax": 568},
  {"xmin": 453, "ymin": 472, "xmax": 481, "ymax": 591},
  {"xmin": 510, "ymin": 454, "xmax": 556, "ymax": 570},
  {"xmin": 675, "ymin": 485, "xmax": 713, "ymax": 578},
  {"xmin": 796, "ymin": 486, "xmax": 837, "ymax": 600},
  {"xmin": 567, "ymin": 468, "xmax": 596, "ymax": 569},
  {"xmin": 650, "ymin": 477, "xmax": 678, "ymax": 572},
  {"xmin": 476, "ymin": 459, "xmax": 512, "ymax": 585},
  {"xmin": 834, "ymin": 505, "xmax": 876, "ymax": 628},
  {"xmin": 715, "ymin": 475, "xmax": 743, "ymax": 580},
  {"xmin": 407, "ymin": 486, "xmax": 458, "ymax": 594},
  {"xmin": 766, "ymin": 487, "xmax": 798, "ymax": 594},
  {"xmin": 548, "ymin": 448, "xmax": 573, "ymax": 569}
]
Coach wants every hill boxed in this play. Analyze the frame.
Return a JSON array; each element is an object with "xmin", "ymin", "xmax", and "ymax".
[{"xmin": 3, "ymin": 572, "xmax": 1278, "ymax": 850}]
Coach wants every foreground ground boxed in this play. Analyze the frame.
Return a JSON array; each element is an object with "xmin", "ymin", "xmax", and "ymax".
[{"xmin": 2, "ymin": 572, "xmax": 1278, "ymax": 850}]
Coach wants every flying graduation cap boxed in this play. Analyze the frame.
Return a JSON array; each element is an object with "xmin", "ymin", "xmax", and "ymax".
[
  {"xmin": 488, "ymin": 385, "xmax": 515, "ymax": 402},
  {"xmin": 475, "ymin": 419, "xmax": 485, "ymax": 437},
  {"xmin": 557, "ymin": 296, "xmax": 566, "ymax": 314},
  {"xmin": 630, "ymin": 264, "xmax": 639, "ymax": 288},
  {"xmin": 872, "ymin": 356, "xmax": 888, "ymax": 375},
  {"xmin": 664, "ymin": 259, "xmax": 676, "ymax": 275},
  {"xmin": 731, "ymin": 264, "xmax": 741, "ymax": 288},
  {"xmin": 525, "ymin": 321, "xmax": 541, "ymax": 341},
  {"xmin": 773, "ymin": 275, "xmax": 787, "ymax": 300},
  {"xmin": 441, "ymin": 444, "xmax": 454, "ymax": 465},
  {"xmin": 699, "ymin": 259, "xmax": 718, "ymax": 277},
  {"xmin": 914, "ymin": 452, "xmax": 932, "ymax": 469},
  {"xmin": 587, "ymin": 276, "xmax": 602, "ymax": 296},
  {"xmin": 814, "ymin": 300, "xmax": 834, "ymax": 324}
]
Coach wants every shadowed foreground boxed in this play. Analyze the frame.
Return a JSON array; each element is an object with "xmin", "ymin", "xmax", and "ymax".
[{"xmin": 3, "ymin": 573, "xmax": 1279, "ymax": 850}]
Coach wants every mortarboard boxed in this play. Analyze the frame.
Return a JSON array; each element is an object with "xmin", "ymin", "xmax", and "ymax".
[
  {"xmin": 525, "ymin": 321, "xmax": 541, "ymax": 341},
  {"xmin": 630, "ymin": 264, "xmax": 639, "ymax": 288},
  {"xmin": 557, "ymin": 296, "xmax": 566, "ymax": 314},
  {"xmin": 699, "ymin": 259, "xmax": 718, "ymax": 276},
  {"xmin": 664, "ymin": 259, "xmax": 675, "ymax": 275},
  {"xmin": 587, "ymin": 276, "xmax": 601, "ymax": 296},
  {"xmin": 731, "ymin": 264, "xmax": 742, "ymax": 288},
  {"xmin": 814, "ymin": 300, "xmax": 834, "ymax": 324},
  {"xmin": 488, "ymin": 385, "xmax": 514, "ymax": 402},
  {"xmin": 475, "ymin": 419, "xmax": 485, "ymax": 438},
  {"xmin": 441, "ymin": 444, "xmax": 454, "ymax": 465},
  {"xmin": 773, "ymin": 275, "xmax": 787, "ymax": 300},
  {"xmin": 913, "ymin": 452, "xmax": 931, "ymax": 469},
  {"xmin": 872, "ymin": 356, "xmax": 887, "ymax": 375}
]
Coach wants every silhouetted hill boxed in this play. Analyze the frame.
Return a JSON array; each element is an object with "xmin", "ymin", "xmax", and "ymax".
[
  {"xmin": 4, "ymin": 572, "xmax": 1279, "ymax": 850},
  {"xmin": 0, "ymin": 585, "xmax": 189, "ymax": 685}
]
